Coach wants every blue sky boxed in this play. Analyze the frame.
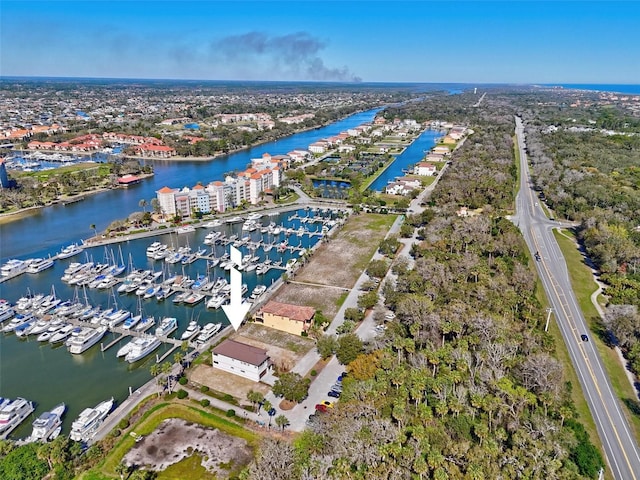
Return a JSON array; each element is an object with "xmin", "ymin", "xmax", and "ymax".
[{"xmin": 1, "ymin": 1, "xmax": 639, "ymax": 83}]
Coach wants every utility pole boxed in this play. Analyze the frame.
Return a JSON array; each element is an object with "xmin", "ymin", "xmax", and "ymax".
[{"xmin": 544, "ymin": 308, "xmax": 553, "ymax": 332}]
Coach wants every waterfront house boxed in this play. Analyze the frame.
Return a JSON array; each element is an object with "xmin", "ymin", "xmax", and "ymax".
[
  {"xmin": 309, "ymin": 141, "xmax": 328, "ymax": 154},
  {"xmin": 255, "ymin": 300, "xmax": 316, "ymax": 336},
  {"xmin": 414, "ymin": 162, "xmax": 436, "ymax": 176},
  {"xmin": 212, "ymin": 339, "xmax": 272, "ymax": 382}
]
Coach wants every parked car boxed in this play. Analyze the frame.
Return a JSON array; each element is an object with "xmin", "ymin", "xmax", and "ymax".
[
  {"xmin": 328, "ymin": 390, "xmax": 341, "ymax": 398},
  {"xmin": 321, "ymin": 401, "xmax": 334, "ymax": 408},
  {"xmin": 315, "ymin": 404, "xmax": 328, "ymax": 413}
]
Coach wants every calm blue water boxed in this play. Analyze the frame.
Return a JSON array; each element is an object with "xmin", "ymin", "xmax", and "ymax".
[
  {"xmin": 544, "ymin": 84, "xmax": 640, "ymax": 95},
  {"xmin": 0, "ymin": 108, "xmax": 380, "ymax": 262},
  {"xmin": 0, "ymin": 107, "xmax": 378, "ymax": 440},
  {"xmin": 368, "ymin": 129, "xmax": 443, "ymax": 191},
  {"xmin": 0, "ymin": 206, "xmax": 336, "ymax": 439}
]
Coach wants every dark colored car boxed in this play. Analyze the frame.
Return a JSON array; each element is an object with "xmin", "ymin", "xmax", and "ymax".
[
  {"xmin": 328, "ymin": 390, "xmax": 341, "ymax": 398},
  {"xmin": 581, "ymin": 334, "xmax": 589, "ymax": 342}
]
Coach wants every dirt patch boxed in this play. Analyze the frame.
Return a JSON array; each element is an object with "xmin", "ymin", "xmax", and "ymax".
[
  {"xmin": 123, "ymin": 418, "xmax": 252, "ymax": 476},
  {"xmin": 272, "ymin": 213, "xmax": 395, "ymax": 317},
  {"xmin": 190, "ymin": 364, "xmax": 270, "ymax": 402},
  {"xmin": 273, "ymin": 283, "xmax": 343, "ymax": 319}
]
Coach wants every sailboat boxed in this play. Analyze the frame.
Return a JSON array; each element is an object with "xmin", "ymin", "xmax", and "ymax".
[{"xmin": 108, "ymin": 246, "xmax": 126, "ymax": 276}]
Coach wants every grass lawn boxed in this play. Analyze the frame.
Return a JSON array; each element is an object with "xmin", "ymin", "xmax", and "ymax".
[
  {"xmin": 553, "ymin": 229, "xmax": 640, "ymax": 445},
  {"xmin": 81, "ymin": 402, "xmax": 259, "ymax": 480}
]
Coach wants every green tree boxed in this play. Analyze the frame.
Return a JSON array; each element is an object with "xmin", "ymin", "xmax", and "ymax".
[
  {"xmin": 247, "ymin": 390, "xmax": 264, "ymax": 413},
  {"xmin": 275, "ymin": 414, "xmax": 289, "ymax": 431},
  {"xmin": 272, "ymin": 372, "xmax": 309, "ymax": 403},
  {"xmin": 335, "ymin": 333, "xmax": 363, "ymax": 365},
  {"xmin": 138, "ymin": 198, "xmax": 148, "ymax": 212},
  {"xmin": 316, "ymin": 334, "xmax": 337, "ymax": 359}
]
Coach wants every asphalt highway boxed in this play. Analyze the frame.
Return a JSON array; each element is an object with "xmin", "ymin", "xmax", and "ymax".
[{"xmin": 511, "ymin": 116, "xmax": 640, "ymax": 479}]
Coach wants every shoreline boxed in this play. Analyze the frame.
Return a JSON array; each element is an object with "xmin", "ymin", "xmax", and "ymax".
[
  {"xmin": 1, "ymin": 106, "xmax": 381, "ymax": 225},
  {"xmin": 0, "ymin": 173, "xmax": 154, "ymax": 225}
]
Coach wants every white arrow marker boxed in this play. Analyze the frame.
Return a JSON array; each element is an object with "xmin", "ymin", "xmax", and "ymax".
[{"xmin": 222, "ymin": 262, "xmax": 250, "ymax": 331}]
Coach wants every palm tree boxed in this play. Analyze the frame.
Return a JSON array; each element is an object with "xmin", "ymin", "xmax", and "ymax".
[
  {"xmin": 162, "ymin": 361, "xmax": 173, "ymax": 393},
  {"xmin": 262, "ymin": 399, "xmax": 273, "ymax": 427},
  {"xmin": 139, "ymin": 199, "xmax": 148, "ymax": 212},
  {"xmin": 247, "ymin": 390, "xmax": 264, "ymax": 413},
  {"xmin": 115, "ymin": 462, "xmax": 128, "ymax": 480},
  {"xmin": 150, "ymin": 364, "xmax": 161, "ymax": 397},
  {"xmin": 89, "ymin": 223, "xmax": 97, "ymax": 239},
  {"xmin": 275, "ymin": 414, "xmax": 289, "ymax": 431},
  {"xmin": 173, "ymin": 351, "xmax": 185, "ymax": 367}
]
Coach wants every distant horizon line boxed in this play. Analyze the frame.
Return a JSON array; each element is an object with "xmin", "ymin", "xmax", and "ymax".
[{"xmin": 1, "ymin": 76, "xmax": 638, "ymax": 90}]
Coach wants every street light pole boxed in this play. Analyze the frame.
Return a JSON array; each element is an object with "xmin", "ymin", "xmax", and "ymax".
[{"xmin": 544, "ymin": 307, "xmax": 553, "ymax": 332}]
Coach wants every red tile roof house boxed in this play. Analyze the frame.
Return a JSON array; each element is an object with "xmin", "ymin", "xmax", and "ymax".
[
  {"xmin": 212, "ymin": 339, "xmax": 273, "ymax": 382},
  {"xmin": 255, "ymin": 300, "xmax": 316, "ymax": 336}
]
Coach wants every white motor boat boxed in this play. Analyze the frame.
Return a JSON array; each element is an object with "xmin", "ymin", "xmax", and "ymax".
[
  {"xmin": 2, "ymin": 313, "xmax": 33, "ymax": 333},
  {"xmin": 57, "ymin": 243, "xmax": 84, "ymax": 259},
  {"xmin": 69, "ymin": 398, "xmax": 114, "ymax": 443},
  {"xmin": 116, "ymin": 339, "xmax": 135, "ymax": 358},
  {"xmin": 36, "ymin": 322, "xmax": 66, "ymax": 342},
  {"xmin": 27, "ymin": 403, "xmax": 66, "ymax": 443},
  {"xmin": 180, "ymin": 320, "xmax": 201, "ymax": 340},
  {"xmin": 67, "ymin": 326, "xmax": 107, "ymax": 354},
  {"xmin": 155, "ymin": 317, "xmax": 178, "ymax": 337},
  {"xmin": 195, "ymin": 322, "xmax": 222, "ymax": 345},
  {"xmin": 26, "ymin": 257, "xmax": 55, "ymax": 273},
  {"xmin": 0, "ymin": 397, "xmax": 36, "ymax": 440},
  {"xmin": 0, "ymin": 304, "xmax": 15, "ymax": 323},
  {"xmin": 49, "ymin": 323, "xmax": 77, "ymax": 344},
  {"xmin": 125, "ymin": 336, "xmax": 162, "ymax": 363},
  {"xmin": 134, "ymin": 316, "xmax": 156, "ymax": 333},
  {"xmin": 1, "ymin": 259, "xmax": 30, "ymax": 277}
]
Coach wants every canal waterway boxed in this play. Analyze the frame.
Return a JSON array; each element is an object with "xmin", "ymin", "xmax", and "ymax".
[
  {"xmin": 0, "ymin": 108, "xmax": 381, "ymax": 261},
  {"xmin": 0, "ymin": 107, "xmax": 379, "ymax": 440},
  {"xmin": 368, "ymin": 129, "xmax": 443, "ymax": 192}
]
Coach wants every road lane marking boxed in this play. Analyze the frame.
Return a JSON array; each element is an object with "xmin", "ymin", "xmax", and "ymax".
[{"xmin": 530, "ymin": 228, "xmax": 639, "ymax": 479}]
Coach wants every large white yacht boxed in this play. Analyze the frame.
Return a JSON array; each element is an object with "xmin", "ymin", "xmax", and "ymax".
[
  {"xmin": 57, "ymin": 243, "xmax": 84, "ymax": 259},
  {"xmin": 26, "ymin": 257, "xmax": 55, "ymax": 274},
  {"xmin": 1, "ymin": 259, "xmax": 31, "ymax": 277},
  {"xmin": 27, "ymin": 403, "xmax": 66, "ymax": 443},
  {"xmin": 180, "ymin": 320, "xmax": 201, "ymax": 340},
  {"xmin": 0, "ymin": 397, "xmax": 35, "ymax": 440},
  {"xmin": 125, "ymin": 336, "xmax": 162, "ymax": 363},
  {"xmin": 69, "ymin": 398, "xmax": 114, "ymax": 443},
  {"xmin": 155, "ymin": 317, "xmax": 178, "ymax": 337},
  {"xmin": 67, "ymin": 326, "xmax": 107, "ymax": 354},
  {"xmin": 195, "ymin": 322, "xmax": 222, "ymax": 345}
]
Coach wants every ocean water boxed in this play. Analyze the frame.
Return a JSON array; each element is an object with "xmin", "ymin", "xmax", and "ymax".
[{"xmin": 544, "ymin": 84, "xmax": 640, "ymax": 95}]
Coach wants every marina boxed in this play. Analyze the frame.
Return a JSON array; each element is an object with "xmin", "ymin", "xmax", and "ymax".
[
  {"xmin": 0, "ymin": 205, "xmax": 345, "ymax": 439},
  {"xmin": 0, "ymin": 108, "xmax": 373, "ymax": 441}
]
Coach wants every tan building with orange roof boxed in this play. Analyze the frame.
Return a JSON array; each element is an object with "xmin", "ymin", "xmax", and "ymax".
[{"xmin": 255, "ymin": 300, "xmax": 316, "ymax": 336}]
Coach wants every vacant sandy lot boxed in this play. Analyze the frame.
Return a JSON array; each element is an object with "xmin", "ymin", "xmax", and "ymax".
[
  {"xmin": 123, "ymin": 418, "xmax": 252, "ymax": 476},
  {"xmin": 190, "ymin": 364, "xmax": 271, "ymax": 400},
  {"xmin": 273, "ymin": 213, "xmax": 396, "ymax": 316}
]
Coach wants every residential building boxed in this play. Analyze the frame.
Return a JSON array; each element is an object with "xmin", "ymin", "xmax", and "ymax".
[
  {"xmin": 156, "ymin": 186, "xmax": 178, "ymax": 217},
  {"xmin": 212, "ymin": 339, "xmax": 272, "ymax": 382},
  {"xmin": 255, "ymin": 300, "xmax": 316, "ymax": 336},
  {"xmin": 414, "ymin": 162, "xmax": 436, "ymax": 176}
]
